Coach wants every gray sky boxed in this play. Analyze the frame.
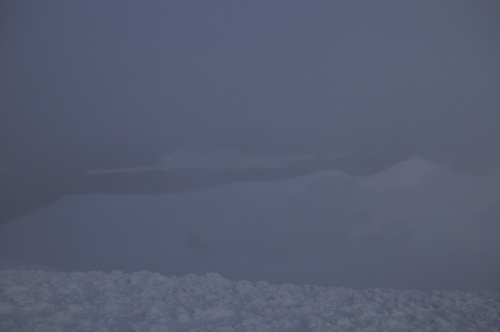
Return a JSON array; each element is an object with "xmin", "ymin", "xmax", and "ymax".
[{"xmin": 1, "ymin": 1, "xmax": 499, "ymax": 170}]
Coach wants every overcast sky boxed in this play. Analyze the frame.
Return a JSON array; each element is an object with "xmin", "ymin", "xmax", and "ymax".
[{"xmin": 1, "ymin": 1, "xmax": 499, "ymax": 170}]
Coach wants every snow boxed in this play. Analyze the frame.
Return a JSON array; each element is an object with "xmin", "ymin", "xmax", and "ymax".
[
  {"xmin": 1, "ymin": 155, "xmax": 500, "ymax": 329},
  {"xmin": 1, "ymin": 270, "xmax": 498, "ymax": 331},
  {"xmin": 1, "ymin": 156, "xmax": 499, "ymax": 292}
]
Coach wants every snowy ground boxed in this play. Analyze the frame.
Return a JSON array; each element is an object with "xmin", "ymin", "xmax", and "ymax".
[
  {"xmin": 0, "ymin": 155, "xmax": 499, "ymax": 330},
  {"xmin": 1, "ymin": 270, "xmax": 499, "ymax": 332}
]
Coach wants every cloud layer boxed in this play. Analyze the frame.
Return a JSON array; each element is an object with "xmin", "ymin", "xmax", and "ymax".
[{"xmin": 88, "ymin": 148, "xmax": 353, "ymax": 174}]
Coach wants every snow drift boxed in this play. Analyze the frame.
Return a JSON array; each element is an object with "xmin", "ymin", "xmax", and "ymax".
[{"xmin": 1, "ymin": 270, "xmax": 498, "ymax": 331}]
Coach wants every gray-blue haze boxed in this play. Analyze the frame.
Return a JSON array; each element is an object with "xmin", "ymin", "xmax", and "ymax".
[
  {"xmin": 1, "ymin": 157, "xmax": 499, "ymax": 291},
  {"xmin": 1, "ymin": 1, "xmax": 499, "ymax": 168},
  {"xmin": 1, "ymin": 1, "xmax": 499, "ymax": 291}
]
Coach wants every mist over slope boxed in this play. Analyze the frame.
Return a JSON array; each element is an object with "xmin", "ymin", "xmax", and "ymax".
[{"xmin": 1, "ymin": 156, "xmax": 498, "ymax": 291}]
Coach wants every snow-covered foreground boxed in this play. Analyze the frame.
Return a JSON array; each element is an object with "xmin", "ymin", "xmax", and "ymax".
[
  {"xmin": 1, "ymin": 270, "xmax": 498, "ymax": 332},
  {"xmin": 0, "ymin": 156, "xmax": 499, "ymax": 292}
]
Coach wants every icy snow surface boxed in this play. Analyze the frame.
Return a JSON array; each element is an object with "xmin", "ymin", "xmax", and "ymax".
[{"xmin": 1, "ymin": 270, "xmax": 499, "ymax": 332}]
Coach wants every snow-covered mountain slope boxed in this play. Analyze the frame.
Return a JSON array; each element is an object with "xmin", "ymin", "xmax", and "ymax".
[{"xmin": 0, "ymin": 157, "xmax": 499, "ymax": 291}]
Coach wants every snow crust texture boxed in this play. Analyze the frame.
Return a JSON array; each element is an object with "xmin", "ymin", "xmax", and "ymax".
[{"xmin": 1, "ymin": 270, "xmax": 499, "ymax": 332}]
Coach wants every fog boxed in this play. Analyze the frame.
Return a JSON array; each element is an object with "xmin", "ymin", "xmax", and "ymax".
[
  {"xmin": 1, "ymin": 1, "xmax": 500, "ymax": 293},
  {"xmin": 1, "ymin": 156, "xmax": 499, "ymax": 291},
  {"xmin": 1, "ymin": 1, "xmax": 499, "ymax": 170}
]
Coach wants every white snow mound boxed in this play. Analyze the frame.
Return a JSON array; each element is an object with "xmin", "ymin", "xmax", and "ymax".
[{"xmin": 0, "ymin": 270, "xmax": 498, "ymax": 332}]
